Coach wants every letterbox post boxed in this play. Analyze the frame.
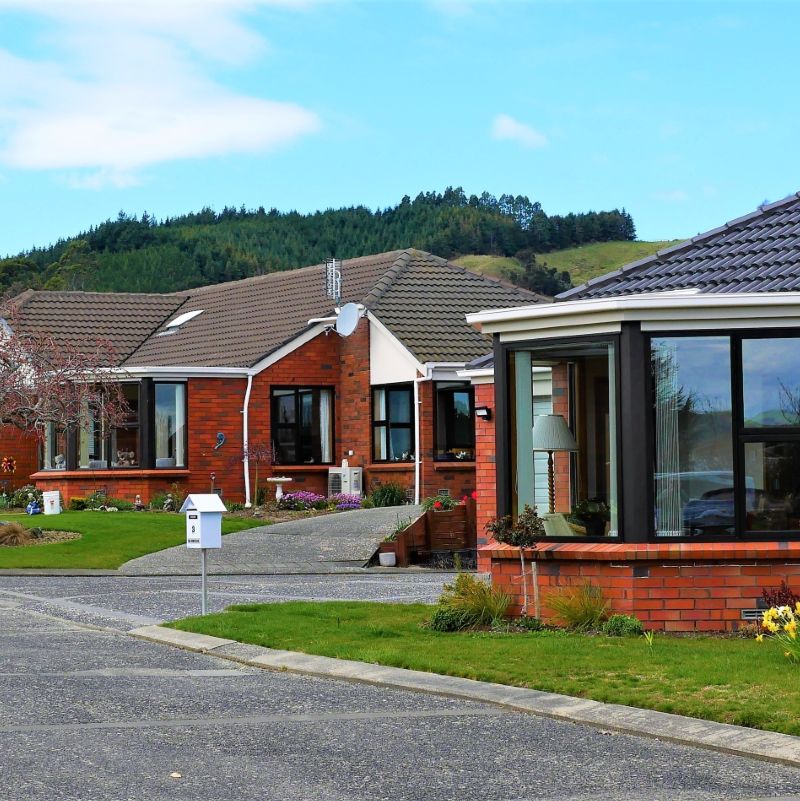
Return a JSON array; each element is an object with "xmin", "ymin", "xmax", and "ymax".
[{"xmin": 180, "ymin": 494, "xmax": 227, "ymax": 615}]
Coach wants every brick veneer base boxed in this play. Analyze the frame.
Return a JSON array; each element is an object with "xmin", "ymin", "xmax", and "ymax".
[{"xmin": 485, "ymin": 540, "xmax": 800, "ymax": 632}]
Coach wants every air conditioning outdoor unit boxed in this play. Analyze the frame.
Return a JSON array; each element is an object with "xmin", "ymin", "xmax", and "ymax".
[{"xmin": 328, "ymin": 467, "xmax": 363, "ymax": 497}]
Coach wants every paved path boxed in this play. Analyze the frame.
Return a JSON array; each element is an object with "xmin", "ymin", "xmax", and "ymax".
[
  {"xmin": 4, "ymin": 594, "xmax": 800, "ymax": 799},
  {"xmin": 120, "ymin": 505, "xmax": 422, "ymax": 576},
  {"xmin": 0, "ymin": 573, "xmax": 451, "ymax": 629}
]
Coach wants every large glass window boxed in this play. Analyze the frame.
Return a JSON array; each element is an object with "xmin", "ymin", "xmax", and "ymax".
[
  {"xmin": 41, "ymin": 423, "xmax": 67, "ymax": 470},
  {"xmin": 743, "ymin": 338, "xmax": 800, "ymax": 427},
  {"xmin": 373, "ymin": 385, "xmax": 414, "ymax": 462},
  {"xmin": 651, "ymin": 337, "xmax": 734, "ymax": 537},
  {"xmin": 79, "ymin": 384, "xmax": 140, "ymax": 469},
  {"xmin": 509, "ymin": 340, "xmax": 618, "ymax": 538},
  {"xmin": 155, "ymin": 383, "xmax": 187, "ymax": 468},
  {"xmin": 434, "ymin": 382, "xmax": 474, "ymax": 461},
  {"xmin": 271, "ymin": 387, "xmax": 333, "ymax": 465}
]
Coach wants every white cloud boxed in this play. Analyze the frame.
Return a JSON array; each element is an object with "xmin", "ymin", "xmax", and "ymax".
[
  {"xmin": 0, "ymin": 1, "xmax": 321, "ymax": 188},
  {"xmin": 490, "ymin": 114, "xmax": 548, "ymax": 149}
]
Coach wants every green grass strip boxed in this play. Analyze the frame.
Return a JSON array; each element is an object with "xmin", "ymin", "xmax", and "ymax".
[{"xmin": 169, "ymin": 600, "xmax": 799, "ymax": 735}]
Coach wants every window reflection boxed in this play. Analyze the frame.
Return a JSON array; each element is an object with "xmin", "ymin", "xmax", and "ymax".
[{"xmin": 743, "ymin": 338, "xmax": 800, "ymax": 427}]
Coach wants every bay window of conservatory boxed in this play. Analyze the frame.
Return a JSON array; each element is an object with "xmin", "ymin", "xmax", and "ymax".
[
  {"xmin": 509, "ymin": 340, "xmax": 619, "ymax": 538},
  {"xmin": 155, "ymin": 383, "xmax": 187, "ymax": 468},
  {"xmin": 79, "ymin": 383, "xmax": 140, "ymax": 469}
]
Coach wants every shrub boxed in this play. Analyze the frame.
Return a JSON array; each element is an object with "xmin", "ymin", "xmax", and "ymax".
[
  {"xmin": 429, "ymin": 573, "xmax": 511, "ymax": 631},
  {"xmin": 149, "ymin": 491, "xmax": 168, "ymax": 511},
  {"xmin": 547, "ymin": 582, "xmax": 610, "ymax": 631},
  {"xmin": 278, "ymin": 491, "xmax": 327, "ymax": 511},
  {"xmin": 370, "ymin": 482, "xmax": 408, "ymax": 508},
  {"xmin": 0, "ymin": 521, "xmax": 32, "ymax": 546},
  {"xmin": 228, "ymin": 502, "xmax": 245, "ymax": 512},
  {"xmin": 9, "ymin": 485, "xmax": 42, "ymax": 509},
  {"xmin": 602, "ymin": 614, "xmax": 643, "ymax": 637},
  {"xmin": 429, "ymin": 606, "xmax": 473, "ymax": 632},
  {"xmin": 763, "ymin": 580, "xmax": 800, "ymax": 609},
  {"xmin": 422, "ymin": 494, "xmax": 458, "ymax": 512},
  {"xmin": 69, "ymin": 497, "xmax": 88, "ymax": 511}
]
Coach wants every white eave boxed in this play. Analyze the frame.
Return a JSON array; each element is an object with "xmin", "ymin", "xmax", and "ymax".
[
  {"xmin": 114, "ymin": 365, "xmax": 253, "ymax": 379},
  {"xmin": 466, "ymin": 290, "xmax": 800, "ymax": 341}
]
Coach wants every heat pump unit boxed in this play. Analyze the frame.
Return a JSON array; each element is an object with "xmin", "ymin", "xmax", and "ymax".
[{"xmin": 328, "ymin": 467, "xmax": 363, "ymax": 496}]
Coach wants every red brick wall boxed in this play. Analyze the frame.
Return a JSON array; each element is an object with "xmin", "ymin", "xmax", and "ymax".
[
  {"xmin": 487, "ymin": 541, "xmax": 800, "ymax": 632},
  {"xmin": 34, "ymin": 471, "xmax": 191, "ymax": 506},
  {"xmin": 0, "ymin": 426, "xmax": 39, "ymax": 491},
  {"xmin": 337, "ymin": 318, "xmax": 371, "ymax": 468},
  {"xmin": 475, "ymin": 382, "xmax": 496, "ymax": 571}
]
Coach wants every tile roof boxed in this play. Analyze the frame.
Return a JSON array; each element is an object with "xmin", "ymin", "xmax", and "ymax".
[
  {"xmin": 11, "ymin": 249, "xmax": 544, "ymax": 369},
  {"xmin": 11, "ymin": 290, "xmax": 185, "ymax": 364},
  {"xmin": 559, "ymin": 192, "xmax": 800, "ymax": 300}
]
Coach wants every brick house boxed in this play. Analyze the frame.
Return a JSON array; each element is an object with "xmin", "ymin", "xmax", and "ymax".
[
  {"xmin": 0, "ymin": 249, "xmax": 541, "ymax": 506},
  {"xmin": 463, "ymin": 192, "xmax": 800, "ymax": 631}
]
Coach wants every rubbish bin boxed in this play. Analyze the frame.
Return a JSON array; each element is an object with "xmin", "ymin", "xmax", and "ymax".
[{"xmin": 42, "ymin": 491, "xmax": 61, "ymax": 515}]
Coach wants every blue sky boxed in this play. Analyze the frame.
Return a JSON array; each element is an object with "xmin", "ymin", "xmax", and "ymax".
[{"xmin": 1, "ymin": 0, "xmax": 799, "ymax": 256}]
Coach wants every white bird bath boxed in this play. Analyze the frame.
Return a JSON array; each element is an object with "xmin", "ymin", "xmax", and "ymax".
[{"xmin": 266, "ymin": 476, "xmax": 292, "ymax": 501}]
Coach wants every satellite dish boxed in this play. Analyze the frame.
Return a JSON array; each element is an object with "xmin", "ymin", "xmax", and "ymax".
[{"xmin": 335, "ymin": 303, "xmax": 360, "ymax": 337}]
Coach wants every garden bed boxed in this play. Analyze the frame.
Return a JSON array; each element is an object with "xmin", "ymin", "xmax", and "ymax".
[{"xmin": 169, "ymin": 600, "xmax": 800, "ymax": 735}]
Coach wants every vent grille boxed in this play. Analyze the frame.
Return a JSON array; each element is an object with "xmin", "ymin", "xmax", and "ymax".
[{"xmin": 741, "ymin": 609, "xmax": 763, "ymax": 621}]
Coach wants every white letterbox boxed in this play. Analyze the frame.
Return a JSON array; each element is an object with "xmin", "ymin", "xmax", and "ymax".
[{"xmin": 180, "ymin": 494, "xmax": 227, "ymax": 549}]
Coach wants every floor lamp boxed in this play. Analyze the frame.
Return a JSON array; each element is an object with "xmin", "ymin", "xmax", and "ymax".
[{"xmin": 532, "ymin": 414, "xmax": 578, "ymax": 514}]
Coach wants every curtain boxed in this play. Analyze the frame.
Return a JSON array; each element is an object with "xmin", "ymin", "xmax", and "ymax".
[
  {"xmin": 319, "ymin": 389, "xmax": 332, "ymax": 463},
  {"xmin": 654, "ymin": 342, "xmax": 682, "ymax": 537}
]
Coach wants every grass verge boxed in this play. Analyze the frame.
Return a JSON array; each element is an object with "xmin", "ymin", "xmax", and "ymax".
[
  {"xmin": 0, "ymin": 511, "xmax": 264, "ymax": 569},
  {"xmin": 168, "ymin": 600, "xmax": 800, "ymax": 735}
]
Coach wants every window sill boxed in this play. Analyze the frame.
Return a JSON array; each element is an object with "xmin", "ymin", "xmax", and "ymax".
[
  {"xmin": 268, "ymin": 465, "xmax": 333, "ymax": 473},
  {"xmin": 482, "ymin": 540, "xmax": 800, "ymax": 561},
  {"xmin": 31, "ymin": 469, "xmax": 191, "ymax": 479},
  {"xmin": 433, "ymin": 461, "xmax": 475, "ymax": 471},
  {"xmin": 368, "ymin": 463, "xmax": 415, "ymax": 472}
]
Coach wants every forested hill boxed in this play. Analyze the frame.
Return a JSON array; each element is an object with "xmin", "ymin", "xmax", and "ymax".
[{"xmin": 0, "ymin": 188, "xmax": 636, "ymax": 296}]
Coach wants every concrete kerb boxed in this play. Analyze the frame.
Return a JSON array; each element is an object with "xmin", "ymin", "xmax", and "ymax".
[{"xmin": 129, "ymin": 624, "xmax": 800, "ymax": 769}]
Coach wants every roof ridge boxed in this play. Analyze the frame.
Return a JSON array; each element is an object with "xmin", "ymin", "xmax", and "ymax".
[
  {"xmin": 557, "ymin": 191, "xmax": 800, "ymax": 300},
  {"xmin": 361, "ymin": 249, "xmax": 415, "ymax": 309},
  {"xmin": 438, "ymin": 256, "xmax": 550, "ymax": 302}
]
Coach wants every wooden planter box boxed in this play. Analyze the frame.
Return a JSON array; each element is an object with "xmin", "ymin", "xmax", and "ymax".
[{"xmin": 393, "ymin": 500, "xmax": 477, "ymax": 566}]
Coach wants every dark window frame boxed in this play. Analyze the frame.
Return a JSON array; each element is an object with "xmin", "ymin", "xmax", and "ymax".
[
  {"xmin": 497, "ymin": 334, "xmax": 624, "ymax": 543},
  {"xmin": 153, "ymin": 381, "xmax": 189, "ymax": 470},
  {"xmin": 371, "ymin": 383, "xmax": 415, "ymax": 463},
  {"xmin": 270, "ymin": 386, "xmax": 335, "ymax": 466},
  {"xmin": 646, "ymin": 327, "xmax": 800, "ymax": 542},
  {"xmin": 433, "ymin": 381, "xmax": 475, "ymax": 462}
]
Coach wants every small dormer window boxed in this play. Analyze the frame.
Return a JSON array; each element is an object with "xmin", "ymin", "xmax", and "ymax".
[{"xmin": 157, "ymin": 309, "xmax": 204, "ymax": 336}]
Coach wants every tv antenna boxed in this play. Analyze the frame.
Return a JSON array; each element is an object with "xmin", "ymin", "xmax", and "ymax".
[{"xmin": 325, "ymin": 258, "xmax": 341, "ymax": 305}]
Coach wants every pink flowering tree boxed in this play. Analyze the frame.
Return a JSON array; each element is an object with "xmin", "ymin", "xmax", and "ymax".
[
  {"xmin": 0, "ymin": 301, "xmax": 129, "ymax": 439},
  {"xmin": 229, "ymin": 441, "xmax": 275, "ymax": 507}
]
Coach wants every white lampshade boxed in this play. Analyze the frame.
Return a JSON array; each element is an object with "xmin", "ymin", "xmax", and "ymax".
[{"xmin": 531, "ymin": 414, "xmax": 578, "ymax": 452}]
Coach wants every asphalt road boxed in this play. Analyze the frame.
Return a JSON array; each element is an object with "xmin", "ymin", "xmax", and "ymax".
[{"xmin": 3, "ymin": 576, "xmax": 800, "ymax": 801}]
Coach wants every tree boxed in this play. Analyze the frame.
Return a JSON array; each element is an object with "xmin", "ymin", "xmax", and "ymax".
[
  {"xmin": 0, "ymin": 300, "xmax": 129, "ymax": 439},
  {"xmin": 486, "ymin": 505, "xmax": 544, "ymax": 617},
  {"xmin": 230, "ymin": 441, "xmax": 275, "ymax": 508}
]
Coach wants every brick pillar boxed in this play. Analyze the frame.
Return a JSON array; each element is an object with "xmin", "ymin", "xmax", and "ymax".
[
  {"xmin": 475, "ymin": 382, "xmax": 496, "ymax": 571},
  {"xmin": 337, "ymin": 318, "xmax": 371, "ymax": 468}
]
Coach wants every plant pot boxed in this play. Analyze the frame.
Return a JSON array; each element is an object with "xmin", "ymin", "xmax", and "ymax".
[{"xmin": 378, "ymin": 551, "xmax": 397, "ymax": 567}]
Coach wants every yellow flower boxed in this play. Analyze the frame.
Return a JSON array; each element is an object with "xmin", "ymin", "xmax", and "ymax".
[
  {"xmin": 795, "ymin": 601, "xmax": 800, "ymax": 615},
  {"xmin": 756, "ymin": 633, "xmax": 764, "ymax": 643},
  {"xmin": 786, "ymin": 651, "xmax": 792, "ymax": 658}
]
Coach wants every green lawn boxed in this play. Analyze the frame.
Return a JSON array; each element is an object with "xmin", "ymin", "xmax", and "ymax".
[
  {"xmin": 169, "ymin": 601, "xmax": 800, "ymax": 735},
  {"xmin": 453, "ymin": 254, "xmax": 525, "ymax": 282},
  {"xmin": 0, "ymin": 511, "xmax": 264, "ymax": 569}
]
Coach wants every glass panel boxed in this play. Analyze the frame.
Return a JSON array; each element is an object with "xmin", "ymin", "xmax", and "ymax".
[
  {"xmin": 743, "ymin": 338, "xmax": 800, "ymax": 427},
  {"xmin": 388, "ymin": 389, "xmax": 411, "ymax": 423},
  {"xmin": 112, "ymin": 427, "xmax": 139, "ymax": 467},
  {"xmin": 299, "ymin": 391, "xmax": 314, "ymax": 463},
  {"xmin": 389, "ymin": 428, "xmax": 412, "ymax": 461},
  {"xmin": 652, "ymin": 337, "xmax": 734, "ymax": 537},
  {"xmin": 373, "ymin": 389, "xmax": 387, "ymax": 421},
  {"xmin": 155, "ymin": 383, "xmax": 186, "ymax": 467},
  {"xmin": 510, "ymin": 340, "xmax": 617, "ymax": 537},
  {"xmin": 79, "ymin": 403, "xmax": 108, "ymax": 469},
  {"xmin": 373, "ymin": 424, "xmax": 388, "ymax": 461},
  {"xmin": 435, "ymin": 384, "xmax": 474, "ymax": 460},
  {"xmin": 122, "ymin": 383, "xmax": 139, "ymax": 425},
  {"xmin": 275, "ymin": 427, "xmax": 296, "ymax": 464},
  {"xmin": 744, "ymin": 442, "xmax": 800, "ymax": 532},
  {"xmin": 319, "ymin": 389, "xmax": 333, "ymax": 463},
  {"xmin": 274, "ymin": 390, "xmax": 295, "ymax": 424},
  {"xmin": 42, "ymin": 423, "xmax": 67, "ymax": 470}
]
